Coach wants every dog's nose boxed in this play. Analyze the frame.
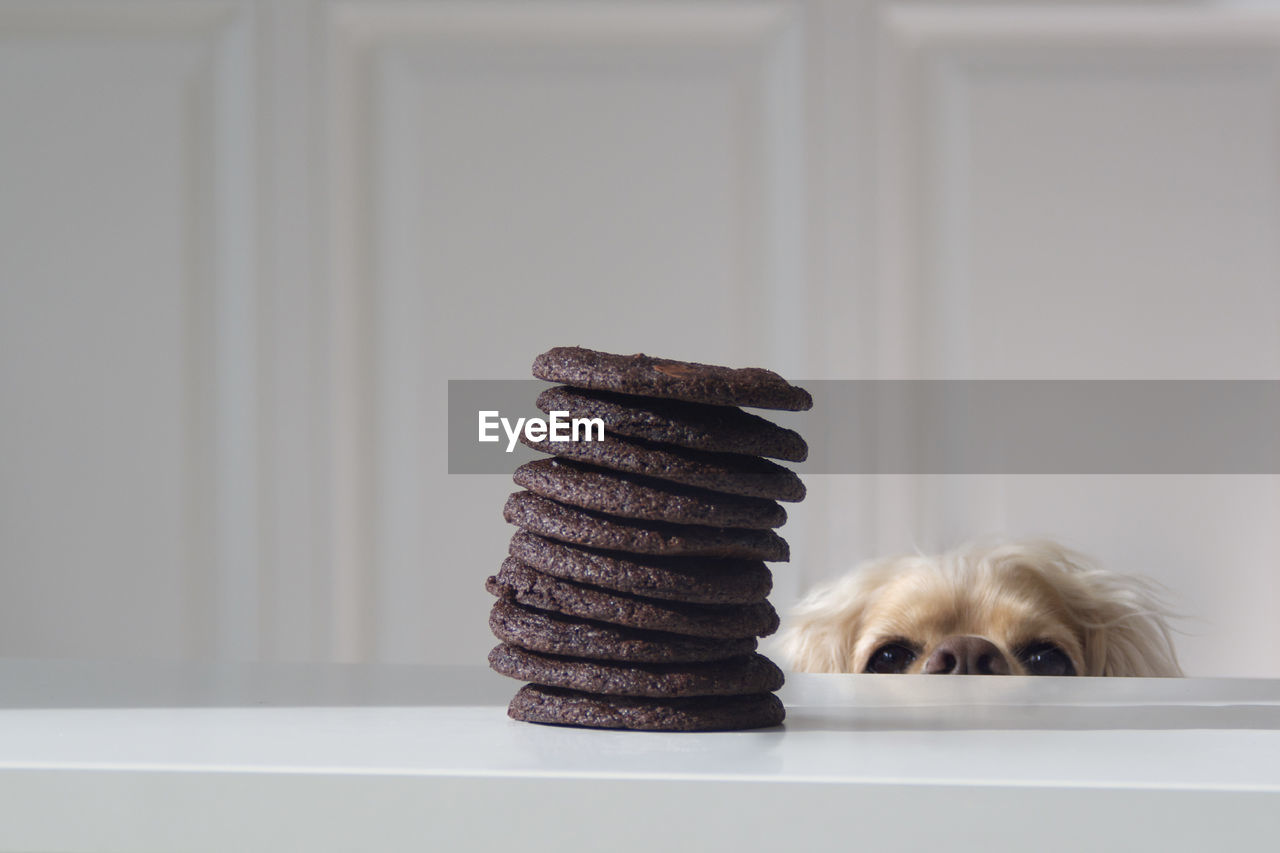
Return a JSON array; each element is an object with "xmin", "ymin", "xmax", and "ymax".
[{"xmin": 923, "ymin": 636, "xmax": 1010, "ymax": 675}]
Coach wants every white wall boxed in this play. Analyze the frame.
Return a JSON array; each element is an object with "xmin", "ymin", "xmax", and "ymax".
[{"xmin": 1, "ymin": 0, "xmax": 1277, "ymax": 675}]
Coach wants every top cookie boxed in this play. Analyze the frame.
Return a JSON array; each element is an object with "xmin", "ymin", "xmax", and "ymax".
[{"xmin": 532, "ymin": 347, "xmax": 813, "ymax": 411}]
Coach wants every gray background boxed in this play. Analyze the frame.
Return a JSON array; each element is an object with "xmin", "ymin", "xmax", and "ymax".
[{"xmin": 2, "ymin": 0, "xmax": 1278, "ymax": 676}]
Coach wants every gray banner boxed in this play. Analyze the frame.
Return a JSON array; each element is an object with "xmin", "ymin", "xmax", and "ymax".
[{"xmin": 448, "ymin": 380, "xmax": 1280, "ymax": 474}]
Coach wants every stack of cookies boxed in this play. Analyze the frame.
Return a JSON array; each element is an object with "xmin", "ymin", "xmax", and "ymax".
[{"xmin": 487, "ymin": 346, "xmax": 811, "ymax": 731}]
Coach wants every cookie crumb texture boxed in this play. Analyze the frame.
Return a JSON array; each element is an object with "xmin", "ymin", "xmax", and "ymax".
[
  {"xmin": 520, "ymin": 432, "xmax": 806, "ymax": 502},
  {"xmin": 532, "ymin": 347, "xmax": 812, "ymax": 411},
  {"xmin": 513, "ymin": 458, "xmax": 787, "ymax": 529},
  {"xmin": 535, "ymin": 386, "xmax": 809, "ymax": 462},
  {"xmin": 507, "ymin": 532, "xmax": 773, "ymax": 605},
  {"xmin": 491, "ymin": 348, "xmax": 808, "ymax": 730},
  {"xmin": 486, "ymin": 558, "xmax": 779, "ymax": 639},
  {"xmin": 489, "ymin": 645, "xmax": 784, "ymax": 698},
  {"xmin": 489, "ymin": 601, "xmax": 757, "ymax": 664},
  {"xmin": 503, "ymin": 491, "xmax": 790, "ymax": 562},
  {"xmin": 509, "ymin": 684, "xmax": 786, "ymax": 732}
]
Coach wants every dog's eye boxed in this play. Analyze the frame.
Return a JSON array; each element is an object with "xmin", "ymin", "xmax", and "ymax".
[
  {"xmin": 1018, "ymin": 641, "xmax": 1076, "ymax": 676},
  {"xmin": 864, "ymin": 642, "xmax": 917, "ymax": 674}
]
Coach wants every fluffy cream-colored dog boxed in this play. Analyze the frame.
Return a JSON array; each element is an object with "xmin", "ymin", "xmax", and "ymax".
[{"xmin": 774, "ymin": 540, "xmax": 1181, "ymax": 676}]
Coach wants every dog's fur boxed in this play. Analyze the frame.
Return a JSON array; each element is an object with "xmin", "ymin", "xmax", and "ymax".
[{"xmin": 773, "ymin": 540, "xmax": 1182, "ymax": 676}]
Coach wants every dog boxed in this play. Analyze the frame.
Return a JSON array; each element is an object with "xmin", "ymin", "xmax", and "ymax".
[{"xmin": 773, "ymin": 540, "xmax": 1182, "ymax": 676}]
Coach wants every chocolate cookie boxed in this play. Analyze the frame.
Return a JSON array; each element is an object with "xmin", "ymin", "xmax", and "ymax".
[
  {"xmin": 490, "ymin": 600, "xmax": 756, "ymax": 663},
  {"xmin": 521, "ymin": 433, "xmax": 805, "ymax": 502},
  {"xmin": 532, "ymin": 346, "xmax": 812, "ymax": 412},
  {"xmin": 503, "ymin": 491, "xmax": 790, "ymax": 561},
  {"xmin": 489, "ymin": 645, "xmax": 785, "ymax": 697},
  {"xmin": 536, "ymin": 386, "xmax": 809, "ymax": 462},
  {"xmin": 508, "ymin": 684, "xmax": 786, "ymax": 731},
  {"xmin": 508, "ymin": 532, "xmax": 772, "ymax": 605},
  {"xmin": 486, "ymin": 558, "xmax": 779, "ymax": 639},
  {"xmin": 513, "ymin": 458, "xmax": 786, "ymax": 530}
]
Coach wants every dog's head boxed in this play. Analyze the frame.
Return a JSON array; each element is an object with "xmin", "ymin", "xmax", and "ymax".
[{"xmin": 774, "ymin": 540, "xmax": 1181, "ymax": 677}]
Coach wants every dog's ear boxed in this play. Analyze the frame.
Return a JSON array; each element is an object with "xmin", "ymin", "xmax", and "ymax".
[
  {"xmin": 1017, "ymin": 544, "xmax": 1184, "ymax": 677},
  {"xmin": 769, "ymin": 559, "xmax": 904, "ymax": 673},
  {"xmin": 1078, "ymin": 589, "xmax": 1183, "ymax": 677}
]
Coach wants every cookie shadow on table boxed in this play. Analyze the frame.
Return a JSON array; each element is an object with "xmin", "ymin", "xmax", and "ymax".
[{"xmin": 780, "ymin": 704, "xmax": 1280, "ymax": 732}]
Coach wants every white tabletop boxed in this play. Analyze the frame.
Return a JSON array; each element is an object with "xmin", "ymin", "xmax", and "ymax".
[{"xmin": 2, "ymin": 660, "xmax": 1278, "ymax": 852}]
